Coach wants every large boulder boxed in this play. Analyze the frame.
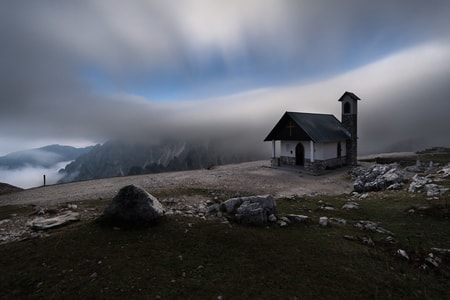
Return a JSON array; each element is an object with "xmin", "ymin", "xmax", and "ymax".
[
  {"xmin": 221, "ymin": 195, "xmax": 277, "ymax": 226},
  {"xmin": 98, "ymin": 185, "xmax": 165, "ymax": 228}
]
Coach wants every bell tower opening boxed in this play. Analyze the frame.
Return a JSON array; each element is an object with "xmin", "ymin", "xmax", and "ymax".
[{"xmin": 344, "ymin": 102, "xmax": 351, "ymax": 114}]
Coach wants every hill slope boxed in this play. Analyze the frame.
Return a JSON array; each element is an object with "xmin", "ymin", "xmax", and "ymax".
[{"xmin": 0, "ymin": 182, "xmax": 23, "ymax": 195}]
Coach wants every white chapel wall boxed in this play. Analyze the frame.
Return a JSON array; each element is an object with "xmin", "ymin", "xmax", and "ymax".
[
  {"xmin": 280, "ymin": 141, "xmax": 311, "ymax": 160},
  {"xmin": 280, "ymin": 140, "xmax": 347, "ymax": 161},
  {"xmin": 316, "ymin": 142, "xmax": 347, "ymax": 160}
]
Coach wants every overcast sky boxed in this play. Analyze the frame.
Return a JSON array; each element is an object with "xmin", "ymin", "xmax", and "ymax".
[{"xmin": 1, "ymin": 0, "xmax": 450, "ymax": 156}]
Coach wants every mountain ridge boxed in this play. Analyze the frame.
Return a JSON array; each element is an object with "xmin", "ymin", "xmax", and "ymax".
[{"xmin": 58, "ymin": 140, "xmax": 266, "ymax": 183}]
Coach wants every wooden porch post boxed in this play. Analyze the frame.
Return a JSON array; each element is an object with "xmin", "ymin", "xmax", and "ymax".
[
  {"xmin": 310, "ymin": 141, "xmax": 314, "ymax": 163},
  {"xmin": 272, "ymin": 140, "xmax": 276, "ymax": 158}
]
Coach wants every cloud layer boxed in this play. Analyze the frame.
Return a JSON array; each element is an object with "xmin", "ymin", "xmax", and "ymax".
[{"xmin": 1, "ymin": 1, "xmax": 450, "ymax": 156}]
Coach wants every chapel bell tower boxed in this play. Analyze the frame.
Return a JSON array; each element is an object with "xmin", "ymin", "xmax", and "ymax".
[{"xmin": 338, "ymin": 91, "xmax": 361, "ymax": 166}]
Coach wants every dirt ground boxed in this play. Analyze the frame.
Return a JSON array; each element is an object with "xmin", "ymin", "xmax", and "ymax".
[{"xmin": 0, "ymin": 160, "xmax": 352, "ymax": 207}]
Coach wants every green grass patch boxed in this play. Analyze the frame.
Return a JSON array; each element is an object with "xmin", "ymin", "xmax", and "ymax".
[
  {"xmin": 2, "ymin": 189, "xmax": 450, "ymax": 299},
  {"xmin": 0, "ymin": 205, "xmax": 34, "ymax": 220}
]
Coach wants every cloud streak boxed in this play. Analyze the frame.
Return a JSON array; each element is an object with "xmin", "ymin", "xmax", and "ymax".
[{"xmin": 1, "ymin": 1, "xmax": 450, "ymax": 156}]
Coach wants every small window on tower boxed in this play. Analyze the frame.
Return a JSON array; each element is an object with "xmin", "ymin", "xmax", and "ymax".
[{"xmin": 344, "ymin": 102, "xmax": 351, "ymax": 114}]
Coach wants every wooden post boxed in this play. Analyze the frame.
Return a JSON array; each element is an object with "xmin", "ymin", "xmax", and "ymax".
[
  {"xmin": 310, "ymin": 141, "xmax": 314, "ymax": 163},
  {"xmin": 272, "ymin": 140, "xmax": 276, "ymax": 158},
  {"xmin": 43, "ymin": 174, "xmax": 46, "ymax": 186}
]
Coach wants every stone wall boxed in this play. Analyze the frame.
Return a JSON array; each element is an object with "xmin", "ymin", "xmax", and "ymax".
[
  {"xmin": 280, "ymin": 156, "xmax": 296, "ymax": 165},
  {"xmin": 277, "ymin": 156, "xmax": 346, "ymax": 172}
]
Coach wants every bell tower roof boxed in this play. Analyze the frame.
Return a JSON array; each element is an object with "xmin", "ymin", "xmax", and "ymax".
[{"xmin": 338, "ymin": 91, "xmax": 361, "ymax": 102}]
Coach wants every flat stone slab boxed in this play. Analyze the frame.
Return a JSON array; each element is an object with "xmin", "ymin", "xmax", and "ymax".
[{"xmin": 28, "ymin": 211, "xmax": 80, "ymax": 230}]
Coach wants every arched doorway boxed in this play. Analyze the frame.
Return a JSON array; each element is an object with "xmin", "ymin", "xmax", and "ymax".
[{"xmin": 295, "ymin": 143, "xmax": 304, "ymax": 166}]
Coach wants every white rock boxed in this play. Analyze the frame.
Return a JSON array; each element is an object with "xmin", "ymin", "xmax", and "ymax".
[
  {"xmin": 285, "ymin": 214, "xmax": 309, "ymax": 223},
  {"xmin": 29, "ymin": 211, "xmax": 80, "ymax": 230},
  {"xmin": 396, "ymin": 249, "xmax": 409, "ymax": 260},
  {"xmin": 341, "ymin": 202, "xmax": 359, "ymax": 210},
  {"xmin": 277, "ymin": 220, "xmax": 288, "ymax": 227},
  {"xmin": 319, "ymin": 217, "xmax": 328, "ymax": 227},
  {"xmin": 329, "ymin": 217, "xmax": 347, "ymax": 225}
]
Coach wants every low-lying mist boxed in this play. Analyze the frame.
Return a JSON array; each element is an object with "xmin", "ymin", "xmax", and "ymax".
[{"xmin": 0, "ymin": 161, "xmax": 70, "ymax": 189}]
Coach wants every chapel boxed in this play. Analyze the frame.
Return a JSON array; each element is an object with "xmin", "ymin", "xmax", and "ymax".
[{"xmin": 264, "ymin": 91, "xmax": 361, "ymax": 171}]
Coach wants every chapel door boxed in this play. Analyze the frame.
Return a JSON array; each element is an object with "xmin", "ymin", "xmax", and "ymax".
[{"xmin": 295, "ymin": 143, "xmax": 304, "ymax": 166}]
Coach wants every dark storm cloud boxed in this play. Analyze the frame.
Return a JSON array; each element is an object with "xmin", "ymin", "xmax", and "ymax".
[{"xmin": 1, "ymin": 1, "xmax": 450, "ymax": 155}]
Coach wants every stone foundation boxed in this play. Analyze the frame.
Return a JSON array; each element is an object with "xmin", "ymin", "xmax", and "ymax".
[
  {"xmin": 276, "ymin": 156, "xmax": 347, "ymax": 172},
  {"xmin": 279, "ymin": 156, "xmax": 296, "ymax": 165}
]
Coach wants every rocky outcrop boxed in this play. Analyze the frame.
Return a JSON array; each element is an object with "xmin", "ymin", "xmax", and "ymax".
[
  {"xmin": 437, "ymin": 164, "xmax": 450, "ymax": 178},
  {"xmin": 351, "ymin": 164, "xmax": 407, "ymax": 192},
  {"xmin": 219, "ymin": 195, "xmax": 277, "ymax": 225},
  {"xmin": 408, "ymin": 174, "xmax": 449, "ymax": 198},
  {"xmin": 97, "ymin": 185, "xmax": 165, "ymax": 228}
]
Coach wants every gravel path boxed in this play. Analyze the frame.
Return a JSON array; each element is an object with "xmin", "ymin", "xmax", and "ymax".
[{"xmin": 0, "ymin": 160, "xmax": 352, "ymax": 207}]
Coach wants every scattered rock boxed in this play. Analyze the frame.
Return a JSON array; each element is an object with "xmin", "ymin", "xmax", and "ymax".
[
  {"xmin": 386, "ymin": 236, "xmax": 398, "ymax": 244},
  {"xmin": 277, "ymin": 220, "xmax": 288, "ymax": 227},
  {"xmin": 97, "ymin": 185, "xmax": 165, "ymax": 228},
  {"xmin": 278, "ymin": 216, "xmax": 291, "ymax": 224},
  {"xmin": 437, "ymin": 165, "xmax": 450, "ymax": 178},
  {"xmin": 431, "ymin": 247, "xmax": 450, "ymax": 255},
  {"xmin": 0, "ymin": 219, "xmax": 11, "ymax": 226},
  {"xmin": 28, "ymin": 211, "xmax": 80, "ymax": 230},
  {"xmin": 352, "ymin": 192, "xmax": 369, "ymax": 199},
  {"xmin": 285, "ymin": 214, "xmax": 309, "ymax": 224},
  {"xmin": 424, "ymin": 184, "xmax": 448, "ymax": 198},
  {"xmin": 362, "ymin": 236, "xmax": 375, "ymax": 247},
  {"xmin": 319, "ymin": 205, "xmax": 336, "ymax": 211},
  {"xmin": 424, "ymin": 253, "xmax": 441, "ymax": 268},
  {"xmin": 343, "ymin": 235, "xmax": 374, "ymax": 247},
  {"xmin": 408, "ymin": 174, "xmax": 433, "ymax": 192},
  {"xmin": 319, "ymin": 216, "xmax": 328, "ymax": 227},
  {"xmin": 268, "ymin": 214, "xmax": 278, "ymax": 222},
  {"xmin": 343, "ymin": 235, "xmax": 356, "ymax": 241},
  {"xmin": 329, "ymin": 217, "xmax": 347, "ymax": 225},
  {"xmin": 396, "ymin": 249, "xmax": 409, "ymax": 260},
  {"xmin": 354, "ymin": 220, "xmax": 394, "ymax": 235},
  {"xmin": 341, "ymin": 202, "xmax": 359, "ymax": 210}
]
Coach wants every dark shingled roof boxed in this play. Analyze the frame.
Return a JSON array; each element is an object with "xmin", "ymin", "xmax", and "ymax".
[
  {"xmin": 338, "ymin": 91, "xmax": 361, "ymax": 102},
  {"xmin": 264, "ymin": 112, "xmax": 351, "ymax": 143}
]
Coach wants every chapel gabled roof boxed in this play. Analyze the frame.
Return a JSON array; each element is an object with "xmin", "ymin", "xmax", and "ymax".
[{"xmin": 264, "ymin": 112, "xmax": 351, "ymax": 143}]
